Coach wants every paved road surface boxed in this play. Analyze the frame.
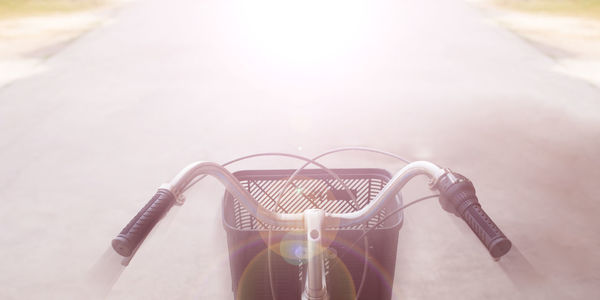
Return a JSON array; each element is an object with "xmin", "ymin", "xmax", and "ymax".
[{"xmin": 1, "ymin": 0, "xmax": 599, "ymax": 299}]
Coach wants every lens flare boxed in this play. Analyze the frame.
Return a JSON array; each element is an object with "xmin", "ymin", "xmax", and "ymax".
[
  {"xmin": 279, "ymin": 231, "xmax": 306, "ymax": 265},
  {"xmin": 236, "ymin": 242, "xmax": 357, "ymax": 300},
  {"xmin": 230, "ymin": 232, "xmax": 397, "ymax": 299}
]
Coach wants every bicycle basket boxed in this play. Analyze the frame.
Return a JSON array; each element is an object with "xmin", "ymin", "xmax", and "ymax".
[{"xmin": 222, "ymin": 168, "xmax": 403, "ymax": 300}]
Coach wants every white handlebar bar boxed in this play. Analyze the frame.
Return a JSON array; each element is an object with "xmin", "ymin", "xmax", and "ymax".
[{"xmin": 164, "ymin": 160, "xmax": 445, "ymax": 228}]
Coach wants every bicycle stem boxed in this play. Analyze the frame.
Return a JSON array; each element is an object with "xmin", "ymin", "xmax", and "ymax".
[{"xmin": 304, "ymin": 209, "xmax": 328, "ymax": 300}]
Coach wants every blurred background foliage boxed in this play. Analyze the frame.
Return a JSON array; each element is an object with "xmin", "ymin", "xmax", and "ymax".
[
  {"xmin": 496, "ymin": 0, "xmax": 600, "ymax": 19},
  {"xmin": 0, "ymin": 0, "xmax": 104, "ymax": 18},
  {"xmin": 2, "ymin": 1, "xmax": 599, "ymax": 19}
]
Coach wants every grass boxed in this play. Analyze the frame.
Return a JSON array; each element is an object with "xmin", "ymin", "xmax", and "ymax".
[
  {"xmin": 0, "ymin": 0, "xmax": 105, "ymax": 19},
  {"xmin": 494, "ymin": 0, "xmax": 600, "ymax": 19}
]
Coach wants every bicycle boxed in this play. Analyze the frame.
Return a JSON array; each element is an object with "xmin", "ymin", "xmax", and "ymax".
[{"xmin": 111, "ymin": 147, "xmax": 511, "ymax": 300}]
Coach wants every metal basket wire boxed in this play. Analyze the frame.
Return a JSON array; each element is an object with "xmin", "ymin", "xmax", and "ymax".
[{"xmin": 223, "ymin": 168, "xmax": 403, "ymax": 300}]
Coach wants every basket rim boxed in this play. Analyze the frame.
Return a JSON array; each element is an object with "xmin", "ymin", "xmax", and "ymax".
[{"xmin": 221, "ymin": 168, "xmax": 404, "ymax": 232}]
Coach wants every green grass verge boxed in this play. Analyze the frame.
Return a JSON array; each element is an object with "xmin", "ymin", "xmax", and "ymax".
[
  {"xmin": 494, "ymin": 0, "xmax": 600, "ymax": 19},
  {"xmin": 0, "ymin": 0, "xmax": 104, "ymax": 19}
]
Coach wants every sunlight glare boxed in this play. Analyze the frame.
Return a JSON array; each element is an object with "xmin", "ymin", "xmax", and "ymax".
[{"xmin": 235, "ymin": 0, "xmax": 370, "ymax": 65}]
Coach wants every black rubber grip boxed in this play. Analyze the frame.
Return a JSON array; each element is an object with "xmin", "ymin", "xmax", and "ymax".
[
  {"xmin": 461, "ymin": 203, "xmax": 512, "ymax": 258},
  {"xmin": 112, "ymin": 189, "xmax": 176, "ymax": 257},
  {"xmin": 437, "ymin": 172, "xmax": 511, "ymax": 258}
]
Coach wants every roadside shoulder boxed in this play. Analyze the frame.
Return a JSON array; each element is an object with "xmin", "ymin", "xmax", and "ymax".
[
  {"xmin": 468, "ymin": 0, "xmax": 600, "ymax": 88},
  {"xmin": 0, "ymin": 0, "xmax": 128, "ymax": 88}
]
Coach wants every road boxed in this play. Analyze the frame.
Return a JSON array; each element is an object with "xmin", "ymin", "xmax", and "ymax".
[{"xmin": 0, "ymin": 0, "xmax": 599, "ymax": 299}]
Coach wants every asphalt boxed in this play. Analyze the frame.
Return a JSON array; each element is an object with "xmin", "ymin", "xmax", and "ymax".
[{"xmin": 0, "ymin": 0, "xmax": 599, "ymax": 299}]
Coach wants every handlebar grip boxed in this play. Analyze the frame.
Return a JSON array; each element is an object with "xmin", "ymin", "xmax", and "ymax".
[
  {"xmin": 460, "ymin": 203, "xmax": 511, "ymax": 258},
  {"xmin": 112, "ymin": 188, "xmax": 176, "ymax": 257},
  {"xmin": 436, "ymin": 172, "xmax": 511, "ymax": 258}
]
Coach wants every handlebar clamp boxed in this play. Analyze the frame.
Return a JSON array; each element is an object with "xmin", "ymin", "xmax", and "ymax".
[{"xmin": 436, "ymin": 171, "xmax": 477, "ymax": 216}]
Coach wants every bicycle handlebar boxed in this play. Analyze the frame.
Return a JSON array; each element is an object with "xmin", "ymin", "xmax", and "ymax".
[{"xmin": 111, "ymin": 160, "xmax": 511, "ymax": 259}]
